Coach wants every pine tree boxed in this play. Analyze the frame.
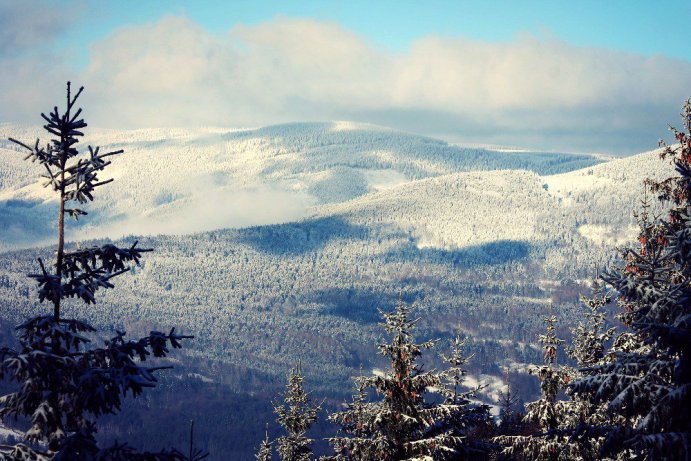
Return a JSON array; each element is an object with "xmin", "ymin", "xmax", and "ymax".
[
  {"xmin": 496, "ymin": 381, "xmax": 521, "ymax": 436},
  {"xmin": 434, "ymin": 331, "xmax": 492, "ymax": 459},
  {"xmin": 325, "ymin": 301, "xmax": 462, "ymax": 460},
  {"xmin": 0, "ymin": 83, "xmax": 193, "ymax": 460},
  {"xmin": 567, "ymin": 278, "xmax": 615, "ymax": 369},
  {"xmin": 558, "ymin": 279, "xmax": 622, "ymax": 460},
  {"xmin": 256, "ymin": 425, "xmax": 273, "ymax": 461},
  {"xmin": 274, "ymin": 365, "xmax": 321, "ymax": 461},
  {"xmin": 494, "ymin": 306, "xmax": 575, "ymax": 460},
  {"xmin": 326, "ymin": 374, "xmax": 380, "ymax": 461},
  {"xmin": 571, "ymin": 100, "xmax": 691, "ymax": 460}
]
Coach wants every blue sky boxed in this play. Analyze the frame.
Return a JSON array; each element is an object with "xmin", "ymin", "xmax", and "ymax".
[
  {"xmin": 58, "ymin": 0, "xmax": 691, "ymax": 63},
  {"xmin": 2, "ymin": 0, "xmax": 691, "ymax": 154}
]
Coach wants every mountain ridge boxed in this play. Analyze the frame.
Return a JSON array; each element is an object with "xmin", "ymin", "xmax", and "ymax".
[{"xmin": 0, "ymin": 121, "xmax": 606, "ymax": 250}]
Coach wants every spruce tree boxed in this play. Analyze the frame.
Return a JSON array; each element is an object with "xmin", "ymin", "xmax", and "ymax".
[
  {"xmin": 571, "ymin": 100, "xmax": 691, "ymax": 460},
  {"xmin": 566, "ymin": 278, "xmax": 615, "ymax": 369},
  {"xmin": 494, "ymin": 379, "xmax": 528, "ymax": 461},
  {"xmin": 496, "ymin": 381, "xmax": 522, "ymax": 437},
  {"xmin": 494, "ymin": 306, "xmax": 575, "ymax": 460},
  {"xmin": 0, "ymin": 83, "xmax": 192, "ymax": 460},
  {"xmin": 325, "ymin": 301, "xmax": 462, "ymax": 460},
  {"xmin": 558, "ymin": 279, "xmax": 622, "ymax": 461},
  {"xmin": 326, "ymin": 375, "xmax": 380, "ymax": 461},
  {"xmin": 434, "ymin": 331, "xmax": 492, "ymax": 459},
  {"xmin": 256, "ymin": 425, "xmax": 273, "ymax": 461},
  {"xmin": 274, "ymin": 365, "xmax": 321, "ymax": 461}
]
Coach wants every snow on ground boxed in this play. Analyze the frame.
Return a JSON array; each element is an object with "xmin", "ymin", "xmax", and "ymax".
[
  {"xmin": 1, "ymin": 120, "xmax": 673, "ymax": 272},
  {"xmin": 0, "ymin": 121, "xmax": 604, "ymax": 251},
  {"xmin": 578, "ymin": 223, "xmax": 638, "ymax": 246},
  {"xmin": 0, "ymin": 423, "xmax": 23, "ymax": 442}
]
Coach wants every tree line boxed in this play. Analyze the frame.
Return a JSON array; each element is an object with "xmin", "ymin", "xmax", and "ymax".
[{"xmin": 0, "ymin": 85, "xmax": 688, "ymax": 460}]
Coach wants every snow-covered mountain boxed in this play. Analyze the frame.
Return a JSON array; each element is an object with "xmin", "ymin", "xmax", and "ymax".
[
  {"xmin": 0, "ymin": 122, "xmax": 604, "ymax": 250},
  {"xmin": 0, "ymin": 122, "xmax": 674, "ymax": 382},
  {"xmin": 0, "ymin": 121, "xmax": 677, "ymax": 458},
  {"xmin": 0, "ymin": 123, "xmax": 671, "ymax": 378}
]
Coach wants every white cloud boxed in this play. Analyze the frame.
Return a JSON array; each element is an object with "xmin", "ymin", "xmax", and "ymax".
[
  {"xmin": 1, "ymin": 15, "xmax": 690, "ymax": 153},
  {"xmin": 77, "ymin": 184, "xmax": 315, "ymax": 241},
  {"xmin": 0, "ymin": 0, "xmax": 76, "ymax": 56}
]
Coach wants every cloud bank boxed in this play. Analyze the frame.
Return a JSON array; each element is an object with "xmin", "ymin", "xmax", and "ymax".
[
  {"xmin": 1, "ymin": 14, "xmax": 690, "ymax": 154},
  {"xmin": 77, "ymin": 185, "xmax": 315, "ymax": 242}
]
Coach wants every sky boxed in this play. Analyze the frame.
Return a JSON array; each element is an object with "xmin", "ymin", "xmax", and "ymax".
[{"xmin": 1, "ymin": 0, "xmax": 690, "ymax": 154}]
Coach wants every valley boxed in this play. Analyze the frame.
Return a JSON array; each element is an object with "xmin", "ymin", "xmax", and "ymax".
[{"xmin": 0, "ymin": 122, "xmax": 674, "ymax": 458}]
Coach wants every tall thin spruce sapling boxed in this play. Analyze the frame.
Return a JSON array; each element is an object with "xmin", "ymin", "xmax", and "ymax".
[
  {"xmin": 494, "ymin": 306, "xmax": 575, "ymax": 461},
  {"xmin": 0, "ymin": 83, "xmax": 196, "ymax": 460},
  {"xmin": 274, "ymin": 365, "xmax": 321, "ymax": 461},
  {"xmin": 255, "ymin": 424, "xmax": 272, "ymax": 461},
  {"xmin": 433, "ymin": 330, "xmax": 493, "ymax": 460}
]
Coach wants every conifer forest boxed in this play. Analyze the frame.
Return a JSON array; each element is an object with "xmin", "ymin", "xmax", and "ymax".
[
  {"xmin": 0, "ymin": 81, "xmax": 688, "ymax": 460},
  {"xmin": 0, "ymin": 4, "xmax": 690, "ymax": 460}
]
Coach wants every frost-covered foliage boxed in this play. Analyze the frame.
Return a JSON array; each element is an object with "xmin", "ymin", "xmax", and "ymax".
[
  {"xmin": 274, "ymin": 366, "xmax": 321, "ymax": 461},
  {"xmin": 495, "ymin": 308, "xmax": 578, "ymax": 460},
  {"xmin": 6, "ymin": 82, "xmax": 147, "ymax": 320},
  {"xmin": 496, "ymin": 382, "xmax": 523, "ymax": 437},
  {"xmin": 433, "ymin": 332, "xmax": 493, "ymax": 459},
  {"xmin": 508, "ymin": 279, "xmax": 638, "ymax": 461},
  {"xmin": 0, "ymin": 83, "xmax": 193, "ymax": 460},
  {"xmin": 567, "ymin": 279, "xmax": 616, "ymax": 368},
  {"xmin": 0, "ymin": 121, "xmax": 605, "ymax": 245},
  {"xmin": 255, "ymin": 427, "xmax": 273, "ymax": 461},
  {"xmin": 0, "ymin": 120, "xmax": 609, "ymax": 252},
  {"xmin": 0, "ymin": 134, "xmax": 673, "ymax": 405},
  {"xmin": 325, "ymin": 302, "xmax": 465, "ymax": 460},
  {"xmin": 571, "ymin": 100, "xmax": 691, "ymax": 460},
  {"xmin": 0, "ymin": 317, "xmax": 189, "ymax": 460}
]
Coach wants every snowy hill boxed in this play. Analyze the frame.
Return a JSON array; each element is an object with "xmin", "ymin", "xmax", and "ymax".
[
  {"xmin": 0, "ymin": 122, "xmax": 677, "ymax": 460},
  {"xmin": 0, "ymin": 122, "xmax": 603, "ymax": 249},
  {"xmin": 0, "ymin": 149, "xmax": 670, "ymax": 387},
  {"xmin": 307, "ymin": 147, "xmax": 670, "ymax": 269},
  {"xmin": 0, "ymin": 122, "xmax": 675, "ymax": 381}
]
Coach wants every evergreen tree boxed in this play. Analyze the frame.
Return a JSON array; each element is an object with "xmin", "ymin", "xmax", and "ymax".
[
  {"xmin": 256, "ymin": 425, "xmax": 273, "ymax": 461},
  {"xmin": 556, "ymin": 279, "xmax": 624, "ymax": 461},
  {"xmin": 496, "ymin": 382, "xmax": 522, "ymax": 436},
  {"xmin": 274, "ymin": 365, "xmax": 321, "ymax": 461},
  {"xmin": 325, "ymin": 301, "xmax": 462, "ymax": 460},
  {"xmin": 494, "ymin": 306, "xmax": 575, "ymax": 460},
  {"xmin": 326, "ymin": 374, "xmax": 380, "ymax": 461},
  {"xmin": 434, "ymin": 331, "xmax": 492, "ymax": 459},
  {"xmin": 0, "ymin": 83, "xmax": 193, "ymax": 460},
  {"xmin": 571, "ymin": 100, "xmax": 691, "ymax": 460},
  {"xmin": 493, "ymin": 379, "xmax": 529, "ymax": 461},
  {"xmin": 566, "ymin": 278, "xmax": 615, "ymax": 369}
]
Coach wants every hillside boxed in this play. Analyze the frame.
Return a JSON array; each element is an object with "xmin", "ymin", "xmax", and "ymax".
[
  {"xmin": 0, "ymin": 122, "xmax": 675, "ymax": 459},
  {"xmin": 0, "ymin": 144, "xmax": 673, "ymax": 381},
  {"xmin": 0, "ymin": 122, "xmax": 603, "ymax": 250}
]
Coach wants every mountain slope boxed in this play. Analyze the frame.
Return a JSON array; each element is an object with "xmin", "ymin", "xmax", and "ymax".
[
  {"xmin": 0, "ymin": 145, "xmax": 672, "ymax": 378},
  {"xmin": 0, "ymin": 126, "xmax": 675, "ymax": 459},
  {"xmin": 0, "ymin": 122, "xmax": 604, "ymax": 249}
]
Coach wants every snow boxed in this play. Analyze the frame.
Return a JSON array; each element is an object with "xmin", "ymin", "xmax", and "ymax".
[
  {"xmin": 464, "ymin": 373, "xmax": 507, "ymax": 401},
  {"xmin": 0, "ymin": 423, "xmax": 23, "ymax": 442},
  {"xmin": 578, "ymin": 223, "xmax": 638, "ymax": 246},
  {"xmin": 0, "ymin": 121, "xmax": 605, "ymax": 251}
]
